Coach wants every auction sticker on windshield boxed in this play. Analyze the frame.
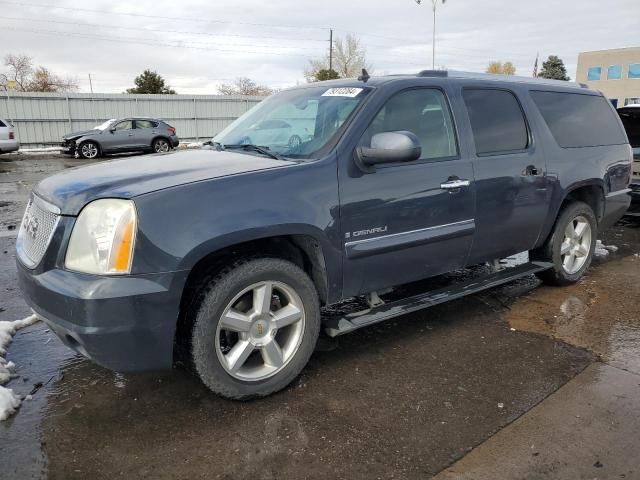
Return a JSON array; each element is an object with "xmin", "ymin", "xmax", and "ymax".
[{"xmin": 321, "ymin": 87, "xmax": 363, "ymax": 97}]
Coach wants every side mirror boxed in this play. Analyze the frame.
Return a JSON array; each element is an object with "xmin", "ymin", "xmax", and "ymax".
[
  {"xmin": 202, "ymin": 140, "xmax": 213, "ymax": 146},
  {"xmin": 355, "ymin": 131, "xmax": 421, "ymax": 172},
  {"xmin": 109, "ymin": 127, "xmax": 116, "ymax": 133}
]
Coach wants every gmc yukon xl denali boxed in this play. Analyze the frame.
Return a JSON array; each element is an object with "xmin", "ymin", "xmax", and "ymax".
[{"xmin": 16, "ymin": 71, "xmax": 632, "ymax": 399}]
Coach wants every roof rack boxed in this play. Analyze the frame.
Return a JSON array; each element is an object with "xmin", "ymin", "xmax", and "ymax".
[{"xmin": 416, "ymin": 70, "xmax": 587, "ymax": 89}]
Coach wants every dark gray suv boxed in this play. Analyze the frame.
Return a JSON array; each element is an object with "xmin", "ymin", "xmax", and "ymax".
[
  {"xmin": 18, "ymin": 71, "xmax": 632, "ymax": 400},
  {"xmin": 62, "ymin": 117, "xmax": 179, "ymax": 159}
]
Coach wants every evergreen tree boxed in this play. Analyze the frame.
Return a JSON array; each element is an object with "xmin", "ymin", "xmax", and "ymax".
[
  {"xmin": 127, "ymin": 70, "xmax": 176, "ymax": 94},
  {"xmin": 314, "ymin": 69, "xmax": 340, "ymax": 81},
  {"xmin": 538, "ymin": 55, "xmax": 570, "ymax": 81}
]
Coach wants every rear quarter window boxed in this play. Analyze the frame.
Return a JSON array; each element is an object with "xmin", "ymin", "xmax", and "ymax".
[
  {"xmin": 530, "ymin": 91, "xmax": 627, "ymax": 148},
  {"xmin": 617, "ymin": 108, "xmax": 640, "ymax": 148},
  {"xmin": 0, "ymin": 120, "xmax": 6, "ymax": 128}
]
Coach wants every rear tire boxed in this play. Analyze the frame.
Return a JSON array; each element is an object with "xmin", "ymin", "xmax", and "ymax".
[
  {"xmin": 531, "ymin": 201, "xmax": 597, "ymax": 286},
  {"xmin": 189, "ymin": 258, "xmax": 320, "ymax": 400},
  {"xmin": 152, "ymin": 138, "xmax": 170, "ymax": 153}
]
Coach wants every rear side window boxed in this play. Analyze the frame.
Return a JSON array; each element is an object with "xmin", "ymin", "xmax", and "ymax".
[
  {"xmin": 462, "ymin": 89, "xmax": 529, "ymax": 155},
  {"xmin": 136, "ymin": 120, "xmax": 157, "ymax": 129},
  {"xmin": 530, "ymin": 91, "xmax": 627, "ymax": 148},
  {"xmin": 0, "ymin": 120, "xmax": 6, "ymax": 127}
]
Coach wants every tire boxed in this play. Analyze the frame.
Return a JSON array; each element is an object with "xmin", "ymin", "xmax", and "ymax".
[
  {"xmin": 152, "ymin": 137, "xmax": 170, "ymax": 153},
  {"xmin": 189, "ymin": 258, "xmax": 320, "ymax": 400},
  {"xmin": 79, "ymin": 141, "xmax": 100, "ymax": 159},
  {"xmin": 531, "ymin": 201, "xmax": 598, "ymax": 286}
]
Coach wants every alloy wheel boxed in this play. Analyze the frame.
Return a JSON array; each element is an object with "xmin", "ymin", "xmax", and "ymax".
[
  {"xmin": 560, "ymin": 215, "xmax": 592, "ymax": 274},
  {"xmin": 155, "ymin": 139, "xmax": 169, "ymax": 153},
  {"xmin": 81, "ymin": 143, "xmax": 98, "ymax": 159},
  {"xmin": 215, "ymin": 281, "xmax": 306, "ymax": 381}
]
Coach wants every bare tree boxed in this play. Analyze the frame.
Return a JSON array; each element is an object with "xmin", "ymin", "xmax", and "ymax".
[
  {"xmin": 486, "ymin": 61, "xmax": 516, "ymax": 75},
  {"xmin": 218, "ymin": 77, "xmax": 273, "ymax": 96},
  {"xmin": 2, "ymin": 54, "xmax": 33, "ymax": 91},
  {"xmin": 0, "ymin": 53, "xmax": 78, "ymax": 92},
  {"xmin": 305, "ymin": 34, "xmax": 372, "ymax": 82},
  {"xmin": 27, "ymin": 67, "xmax": 78, "ymax": 92}
]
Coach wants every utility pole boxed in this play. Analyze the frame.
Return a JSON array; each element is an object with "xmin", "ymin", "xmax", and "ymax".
[
  {"xmin": 88, "ymin": 73, "xmax": 97, "ymax": 123},
  {"xmin": 329, "ymin": 28, "xmax": 334, "ymax": 72},
  {"xmin": 88, "ymin": 73, "xmax": 94, "ymax": 94}
]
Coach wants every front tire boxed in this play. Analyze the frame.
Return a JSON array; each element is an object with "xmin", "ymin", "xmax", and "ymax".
[
  {"xmin": 189, "ymin": 258, "xmax": 320, "ymax": 400},
  {"xmin": 531, "ymin": 201, "xmax": 597, "ymax": 285},
  {"xmin": 79, "ymin": 141, "xmax": 100, "ymax": 159}
]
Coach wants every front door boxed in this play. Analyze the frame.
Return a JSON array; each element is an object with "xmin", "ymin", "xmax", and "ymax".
[
  {"xmin": 459, "ymin": 87, "xmax": 550, "ymax": 264},
  {"xmin": 338, "ymin": 87, "xmax": 475, "ymax": 297},
  {"xmin": 102, "ymin": 119, "xmax": 135, "ymax": 152}
]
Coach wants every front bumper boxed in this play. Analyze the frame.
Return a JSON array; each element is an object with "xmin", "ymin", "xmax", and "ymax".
[{"xmin": 17, "ymin": 260, "xmax": 188, "ymax": 372}]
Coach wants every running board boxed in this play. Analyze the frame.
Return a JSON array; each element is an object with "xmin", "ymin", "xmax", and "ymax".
[{"xmin": 323, "ymin": 261, "xmax": 552, "ymax": 337}]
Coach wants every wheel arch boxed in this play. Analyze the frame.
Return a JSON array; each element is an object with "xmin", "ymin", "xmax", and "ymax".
[
  {"xmin": 151, "ymin": 135, "xmax": 171, "ymax": 149},
  {"xmin": 173, "ymin": 230, "xmax": 332, "ymax": 364},
  {"xmin": 77, "ymin": 137, "xmax": 102, "ymax": 156}
]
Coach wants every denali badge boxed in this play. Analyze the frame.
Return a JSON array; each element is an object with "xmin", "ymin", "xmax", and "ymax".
[{"xmin": 345, "ymin": 226, "xmax": 388, "ymax": 239}]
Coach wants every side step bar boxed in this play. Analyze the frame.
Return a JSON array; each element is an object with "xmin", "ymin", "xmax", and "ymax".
[{"xmin": 323, "ymin": 261, "xmax": 552, "ymax": 337}]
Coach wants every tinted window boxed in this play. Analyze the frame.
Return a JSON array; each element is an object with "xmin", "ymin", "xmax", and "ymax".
[
  {"xmin": 462, "ymin": 89, "xmax": 528, "ymax": 155},
  {"xmin": 531, "ymin": 91, "xmax": 627, "ymax": 148},
  {"xmin": 360, "ymin": 89, "xmax": 458, "ymax": 161},
  {"xmin": 0, "ymin": 120, "xmax": 5, "ymax": 128},
  {"xmin": 587, "ymin": 67, "xmax": 602, "ymax": 81},
  {"xmin": 136, "ymin": 120, "xmax": 157, "ymax": 129},
  {"xmin": 114, "ymin": 120, "xmax": 133, "ymax": 131},
  {"xmin": 618, "ymin": 108, "xmax": 640, "ymax": 147},
  {"xmin": 608, "ymin": 65, "xmax": 622, "ymax": 80},
  {"xmin": 629, "ymin": 64, "xmax": 640, "ymax": 79}
]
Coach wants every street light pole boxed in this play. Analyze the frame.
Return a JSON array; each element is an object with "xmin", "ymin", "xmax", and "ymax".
[{"xmin": 416, "ymin": 0, "xmax": 446, "ymax": 70}]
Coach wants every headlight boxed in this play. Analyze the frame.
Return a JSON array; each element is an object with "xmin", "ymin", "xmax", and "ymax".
[{"xmin": 65, "ymin": 199, "xmax": 137, "ymax": 275}]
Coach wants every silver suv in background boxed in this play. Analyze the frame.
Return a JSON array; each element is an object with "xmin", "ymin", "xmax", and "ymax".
[
  {"xmin": 62, "ymin": 117, "xmax": 179, "ymax": 159},
  {"xmin": 0, "ymin": 118, "xmax": 19, "ymax": 154}
]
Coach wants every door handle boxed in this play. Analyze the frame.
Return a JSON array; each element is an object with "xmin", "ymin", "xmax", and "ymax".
[
  {"xmin": 440, "ymin": 179, "xmax": 471, "ymax": 190},
  {"xmin": 128, "ymin": 133, "xmax": 134, "ymax": 136}
]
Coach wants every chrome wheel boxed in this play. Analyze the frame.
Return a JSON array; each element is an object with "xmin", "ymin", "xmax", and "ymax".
[
  {"xmin": 560, "ymin": 215, "xmax": 592, "ymax": 274},
  {"xmin": 215, "ymin": 281, "xmax": 305, "ymax": 382},
  {"xmin": 154, "ymin": 139, "xmax": 169, "ymax": 153},
  {"xmin": 80, "ymin": 143, "xmax": 98, "ymax": 159}
]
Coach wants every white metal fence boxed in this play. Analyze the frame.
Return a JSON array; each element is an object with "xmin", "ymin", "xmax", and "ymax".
[{"xmin": 0, "ymin": 91, "xmax": 265, "ymax": 147}]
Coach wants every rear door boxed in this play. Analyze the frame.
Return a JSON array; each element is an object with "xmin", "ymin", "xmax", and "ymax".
[
  {"xmin": 0, "ymin": 119, "xmax": 8, "ymax": 141},
  {"xmin": 460, "ymin": 87, "xmax": 550, "ymax": 264},
  {"xmin": 338, "ymin": 86, "xmax": 476, "ymax": 297},
  {"xmin": 133, "ymin": 119, "xmax": 158, "ymax": 149}
]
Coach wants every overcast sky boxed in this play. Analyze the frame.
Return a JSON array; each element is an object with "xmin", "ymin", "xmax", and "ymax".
[{"xmin": 0, "ymin": 0, "xmax": 638, "ymax": 94}]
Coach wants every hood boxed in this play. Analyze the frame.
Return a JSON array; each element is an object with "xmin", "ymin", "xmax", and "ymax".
[
  {"xmin": 34, "ymin": 149, "xmax": 297, "ymax": 215},
  {"xmin": 63, "ymin": 129, "xmax": 101, "ymax": 140}
]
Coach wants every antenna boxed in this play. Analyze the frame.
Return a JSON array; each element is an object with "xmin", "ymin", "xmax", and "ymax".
[{"xmin": 358, "ymin": 69, "xmax": 370, "ymax": 83}]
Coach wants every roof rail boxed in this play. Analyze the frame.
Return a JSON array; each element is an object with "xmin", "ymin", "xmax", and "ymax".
[{"xmin": 416, "ymin": 69, "xmax": 586, "ymax": 88}]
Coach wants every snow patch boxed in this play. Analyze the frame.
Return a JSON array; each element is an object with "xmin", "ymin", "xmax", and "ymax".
[
  {"xmin": 0, "ymin": 314, "xmax": 40, "ymax": 421},
  {"xmin": 594, "ymin": 240, "xmax": 618, "ymax": 258}
]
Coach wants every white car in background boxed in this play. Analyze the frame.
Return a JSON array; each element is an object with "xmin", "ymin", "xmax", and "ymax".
[
  {"xmin": 0, "ymin": 118, "xmax": 19, "ymax": 154},
  {"xmin": 238, "ymin": 119, "xmax": 312, "ymax": 151}
]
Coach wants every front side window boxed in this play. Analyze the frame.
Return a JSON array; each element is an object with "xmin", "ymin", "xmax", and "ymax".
[
  {"xmin": 462, "ymin": 89, "xmax": 529, "ymax": 155},
  {"xmin": 114, "ymin": 120, "xmax": 133, "ymax": 131},
  {"xmin": 359, "ymin": 89, "xmax": 458, "ymax": 161},
  {"xmin": 608, "ymin": 65, "xmax": 622, "ymax": 80},
  {"xmin": 629, "ymin": 64, "xmax": 640, "ymax": 79},
  {"xmin": 213, "ymin": 85, "xmax": 371, "ymax": 158},
  {"xmin": 587, "ymin": 67, "xmax": 602, "ymax": 81}
]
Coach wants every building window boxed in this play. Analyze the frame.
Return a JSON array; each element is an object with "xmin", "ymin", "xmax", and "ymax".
[
  {"xmin": 625, "ymin": 97, "xmax": 640, "ymax": 106},
  {"xmin": 587, "ymin": 66, "xmax": 601, "ymax": 81},
  {"xmin": 610, "ymin": 99, "xmax": 618, "ymax": 108},
  {"xmin": 607, "ymin": 65, "xmax": 622, "ymax": 80},
  {"xmin": 629, "ymin": 64, "xmax": 640, "ymax": 79}
]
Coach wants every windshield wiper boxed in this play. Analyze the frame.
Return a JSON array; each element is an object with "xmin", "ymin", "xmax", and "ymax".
[{"xmin": 223, "ymin": 143, "xmax": 286, "ymax": 161}]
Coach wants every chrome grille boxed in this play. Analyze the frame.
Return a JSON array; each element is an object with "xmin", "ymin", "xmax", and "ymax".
[{"xmin": 16, "ymin": 195, "xmax": 60, "ymax": 268}]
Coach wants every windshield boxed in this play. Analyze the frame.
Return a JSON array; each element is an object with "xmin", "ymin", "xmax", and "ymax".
[
  {"xmin": 213, "ymin": 85, "xmax": 371, "ymax": 158},
  {"xmin": 95, "ymin": 119, "xmax": 117, "ymax": 130}
]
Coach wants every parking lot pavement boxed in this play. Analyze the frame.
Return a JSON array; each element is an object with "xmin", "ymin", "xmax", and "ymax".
[{"xmin": 0, "ymin": 154, "xmax": 639, "ymax": 479}]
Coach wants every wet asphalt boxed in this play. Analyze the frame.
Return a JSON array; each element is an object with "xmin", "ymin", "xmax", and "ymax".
[{"xmin": 0, "ymin": 153, "xmax": 639, "ymax": 479}]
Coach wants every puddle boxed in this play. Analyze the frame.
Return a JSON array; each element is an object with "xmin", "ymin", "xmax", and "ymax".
[{"xmin": 507, "ymin": 254, "xmax": 640, "ymax": 375}]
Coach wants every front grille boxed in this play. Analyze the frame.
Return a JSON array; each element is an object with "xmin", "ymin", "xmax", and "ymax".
[{"xmin": 16, "ymin": 195, "xmax": 61, "ymax": 268}]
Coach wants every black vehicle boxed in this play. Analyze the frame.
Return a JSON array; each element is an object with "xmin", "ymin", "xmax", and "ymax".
[
  {"xmin": 61, "ymin": 117, "xmax": 179, "ymax": 159},
  {"xmin": 17, "ymin": 71, "xmax": 632, "ymax": 399},
  {"xmin": 617, "ymin": 105, "xmax": 640, "ymax": 215}
]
